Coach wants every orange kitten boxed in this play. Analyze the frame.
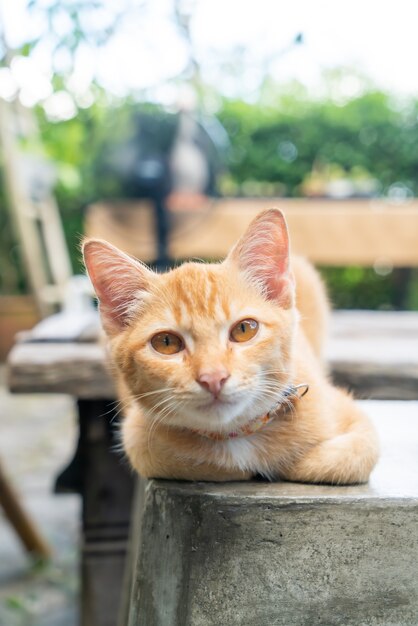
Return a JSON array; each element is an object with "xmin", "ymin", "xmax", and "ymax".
[{"xmin": 83, "ymin": 209, "xmax": 378, "ymax": 484}]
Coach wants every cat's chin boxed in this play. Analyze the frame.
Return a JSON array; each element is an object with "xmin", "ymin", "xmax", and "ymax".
[{"xmin": 165, "ymin": 394, "xmax": 271, "ymax": 434}]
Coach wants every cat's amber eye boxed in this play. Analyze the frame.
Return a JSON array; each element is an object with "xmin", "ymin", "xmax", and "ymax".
[
  {"xmin": 230, "ymin": 319, "xmax": 259, "ymax": 343},
  {"xmin": 150, "ymin": 332, "xmax": 184, "ymax": 355}
]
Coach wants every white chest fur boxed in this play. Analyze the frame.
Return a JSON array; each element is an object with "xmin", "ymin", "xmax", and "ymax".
[{"xmin": 215, "ymin": 432, "xmax": 270, "ymax": 475}]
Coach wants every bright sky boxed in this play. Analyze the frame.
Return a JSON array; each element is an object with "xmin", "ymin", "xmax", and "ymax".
[{"xmin": 1, "ymin": 0, "xmax": 418, "ymax": 116}]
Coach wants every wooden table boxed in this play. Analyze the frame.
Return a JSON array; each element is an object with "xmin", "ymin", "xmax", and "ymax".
[
  {"xmin": 6, "ymin": 310, "xmax": 418, "ymax": 626},
  {"xmin": 8, "ymin": 311, "xmax": 418, "ymax": 400}
]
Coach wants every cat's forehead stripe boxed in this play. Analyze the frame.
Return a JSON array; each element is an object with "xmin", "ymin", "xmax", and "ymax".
[{"xmin": 168, "ymin": 266, "xmax": 229, "ymax": 321}]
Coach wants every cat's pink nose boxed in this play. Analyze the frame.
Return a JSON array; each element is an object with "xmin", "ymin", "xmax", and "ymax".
[{"xmin": 197, "ymin": 369, "xmax": 230, "ymax": 397}]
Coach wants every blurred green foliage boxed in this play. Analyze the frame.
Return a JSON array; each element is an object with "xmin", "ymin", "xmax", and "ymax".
[
  {"xmin": 217, "ymin": 90, "xmax": 418, "ymax": 198},
  {"xmin": 321, "ymin": 267, "xmax": 418, "ymax": 310}
]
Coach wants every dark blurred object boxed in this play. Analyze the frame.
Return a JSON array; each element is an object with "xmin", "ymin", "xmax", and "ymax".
[{"xmin": 94, "ymin": 106, "xmax": 225, "ymax": 268}]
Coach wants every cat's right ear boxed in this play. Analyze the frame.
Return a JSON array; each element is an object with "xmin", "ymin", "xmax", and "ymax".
[{"xmin": 82, "ymin": 239, "xmax": 154, "ymax": 335}]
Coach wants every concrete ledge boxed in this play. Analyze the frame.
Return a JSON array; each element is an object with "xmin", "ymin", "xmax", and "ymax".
[{"xmin": 127, "ymin": 404, "xmax": 418, "ymax": 626}]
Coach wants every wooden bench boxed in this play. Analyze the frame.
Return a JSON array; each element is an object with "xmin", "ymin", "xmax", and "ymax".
[{"xmin": 85, "ymin": 198, "xmax": 418, "ymax": 266}]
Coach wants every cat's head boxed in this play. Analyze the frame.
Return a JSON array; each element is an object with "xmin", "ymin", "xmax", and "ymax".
[{"xmin": 83, "ymin": 209, "xmax": 297, "ymax": 433}]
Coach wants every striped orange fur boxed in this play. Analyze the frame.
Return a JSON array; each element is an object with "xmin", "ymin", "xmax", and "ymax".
[{"xmin": 83, "ymin": 209, "xmax": 378, "ymax": 484}]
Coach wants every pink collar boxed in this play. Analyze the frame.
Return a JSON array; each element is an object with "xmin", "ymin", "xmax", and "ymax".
[{"xmin": 191, "ymin": 383, "xmax": 309, "ymax": 441}]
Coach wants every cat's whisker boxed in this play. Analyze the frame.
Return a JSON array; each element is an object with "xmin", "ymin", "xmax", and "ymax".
[
  {"xmin": 257, "ymin": 383, "xmax": 300, "ymax": 422},
  {"xmin": 146, "ymin": 392, "xmax": 179, "ymax": 414},
  {"xmin": 99, "ymin": 401, "xmax": 124, "ymax": 420},
  {"xmin": 129, "ymin": 388, "xmax": 176, "ymax": 404},
  {"xmin": 146, "ymin": 409, "xmax": 168, "ymax": 453},
  {"xmin": 147, "ymin": 414, "xmax": 166, "ymax": 453},
  {"xmin": 146, "ymin": 397, "xmax": 184, "ymax": 451},
  {"xmin": 103, "ymin": 388, "xmax": 178, "ymax": 424},
  {"xmin": 108, "ymin": 394, "xmax": 153, "ymax": 422},
  {"xmin": 280, "ymin": 398, "xmax": 297, "ymax": 421},
  {"xmin": 109, "ymin": 405, "xmax": 128, "ymax": 424},
  {"xmin": 114, "ymin": 388, "xmax": 178, "ymax": 422},
  {"xmin": 135, "ymin": 387, "xmax": 176, "ymax": 399},
  {"xmin": 257, "ymin": 383, "xmax": 288, "ymax": 397},
  {"xmin": 105, "ymin": 399, "xmax": 136, "ymax": 423},
  {"xmin": 257, "ymin": 387, "xmax": 285, "ymax": 398},
  {"xmin": 148, "ymin": 395, "xmax": 178, "ymax": 414},
  {"xmin": 256, "ymin": 385, "xmax": 293, "ymax": 409}
]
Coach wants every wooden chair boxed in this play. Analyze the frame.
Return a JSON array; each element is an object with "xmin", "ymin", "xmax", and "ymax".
[{"xmin": 0, "ymin": 459, "xmax": 51, "ymax": 559}]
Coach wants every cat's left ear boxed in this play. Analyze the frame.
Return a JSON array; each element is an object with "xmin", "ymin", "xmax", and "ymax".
[{"xmin": 226, "ymin": 208, "xmax": 294, "ymax": 307}]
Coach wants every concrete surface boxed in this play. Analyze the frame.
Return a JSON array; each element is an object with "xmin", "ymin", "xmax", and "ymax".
[
  {"xmin": 0, "ymin": 369, "xmax": 80, "ymax": 626},
  {"xmin": 128, "ymin": 401, "xmax": 418, "ymax": 626}
]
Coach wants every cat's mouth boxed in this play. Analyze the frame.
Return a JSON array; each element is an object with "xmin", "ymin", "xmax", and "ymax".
[{"xmin": 198, "ymin": 396, "xmax": 234, "ymax": 410}]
